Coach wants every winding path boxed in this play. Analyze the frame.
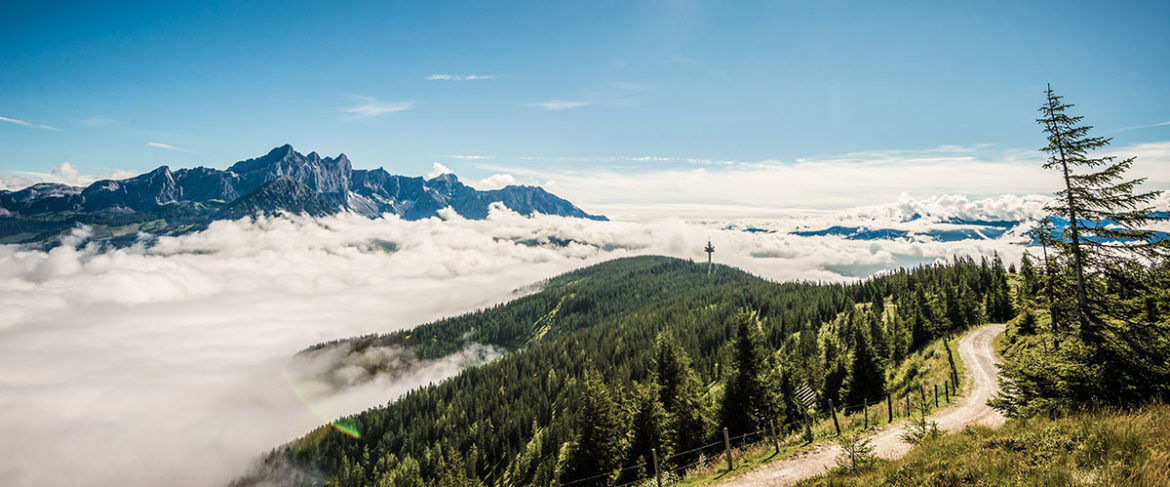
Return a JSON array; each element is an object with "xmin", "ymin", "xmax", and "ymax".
[{"xmin": 718, "ymin": 324, "xmax": 1006, "ymax": 486}]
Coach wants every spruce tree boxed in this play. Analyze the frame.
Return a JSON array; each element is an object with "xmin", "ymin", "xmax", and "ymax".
[
  {"xmin": 777, "ymin": 362, "xmax": 803, "ymax": 430},
  {"xmin": 986, "ymin": 257, "xmax": 1014, "ymax": 323},
  {"xmin": 720, "ymin": 311, "xmax": 774, "ymax": 436},
  {"xmin": 1037, "ymin": 84, "xmax": 1169, "ymax": 337},
  {"xmin": 654, "ymin": 333, "xmax": 710, "ymax": 456},
  {"xmin": 890, "ymin": 312, "xmax": 908, "ymax": 364},
  {"xmin": 868, "ymin": 306, "xmax": 890, "ymax": 366},
  {"xmin": 945, "ymin": 285, "xmax": 963, "ymax": 331},
  {"xmin": 1018, "ymin": 310, "xmax": 1037, "ymax": 335},
  {"xmin": 1019, "ymin": 252, "xmax": 1037, "ymax": 300},
  {"xmin": 623, "ymin": 383, "xmax": 672, "ymax": 483},
  {"xmin": 821, "ymin": 334, "xmax": 847, "ymax": 405},
  {"xmin": 564, "ymin": 371, "xmax": 625, "ymax": 486},
  {"xmin": 844, "ymin": 319, "xmax": 885, "ymax": 410},
  {"xmin": 909, "ymin": 287, "xmax": 934, "ymax": 350},
  {"xmin": 435, "ymin": 450, "xmax": 484, "ymax": 487}
]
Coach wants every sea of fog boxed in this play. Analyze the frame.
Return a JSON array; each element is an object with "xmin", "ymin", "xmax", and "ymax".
[{"xmin": 0, "ymin": 200, "xmax": 1036, "ymax": 486}]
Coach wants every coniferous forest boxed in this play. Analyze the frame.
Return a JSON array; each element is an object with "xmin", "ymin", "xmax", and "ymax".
[
  {"xmin": 228, "ymin": 86, "xmax": 1170, "ymax": 487},
  {"xmin": 792, "ymin": 88, "xmax": 1170, "ymax": 485},
  {"xmin": 237, "ymin": 252, "xmax": 1015, "ymax": 486},
  {"xmin": 989, "ymin": 86, "xmax": 1170, "ymax": 416}
]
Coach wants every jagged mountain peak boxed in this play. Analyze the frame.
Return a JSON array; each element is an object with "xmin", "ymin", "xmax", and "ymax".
[
  {"xmin": 268, "ymin": 143, "xmax": 295, "ymax": 158},
  {"xmin": 216, "ymin": 176, "xmax": 332, "ymax": 220},
  {"xmin": 427, "ymin": 172, "xmax": 459, "ymax": 183},
  {"xmin": 0, "ymin": 145, "xmax": 605, "ymax": 244}
]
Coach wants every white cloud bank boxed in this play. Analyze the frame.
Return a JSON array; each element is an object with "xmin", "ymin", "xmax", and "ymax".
[
  {"xmin": 426, "ymin": 162, "xmax": 453, "ymax": 179},
  {"xmin": 0, "ymin": 200, "xmax": 1053, "ymax": 486},
  {"xmin": 480, "ymin": 141, "xmax": 1170, "ymax": 221},
  {"xmin": 0, "ymin": 162, "xmax": 138, "ymax": 191},
  {"xmin": 473, "ymin": 173, "xmax": 517, "ymax": 190}
]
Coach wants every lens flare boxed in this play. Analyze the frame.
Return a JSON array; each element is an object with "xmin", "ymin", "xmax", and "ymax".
[{"xmin": 281, "ymin": 369, "xmax": 362, "ymax": 440}]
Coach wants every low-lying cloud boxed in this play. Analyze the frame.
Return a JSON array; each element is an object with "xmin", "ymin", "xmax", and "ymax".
[
  {"xmin": 0, "ymin": 201, "xmax": 1049, "ymax": 486},
  {"xmin": 0, "ymin": 162, "xmax": 138, "ymax": 191},
  {"xmin": 468, "ymin": 141, "xmax": 1170, "ymax": 221}
]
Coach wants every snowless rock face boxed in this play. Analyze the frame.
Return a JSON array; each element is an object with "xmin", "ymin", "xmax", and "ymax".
[
  {"xmin": 80, "ymin": 166, "xmax": 181, "ymax": 212},
  {"xmin": 0, "ymin": 144, "xmax": 606, "ymax": 222},
  {"xmin": 227, "ymin": 145, "xmax": 352, "ymax": 208}
]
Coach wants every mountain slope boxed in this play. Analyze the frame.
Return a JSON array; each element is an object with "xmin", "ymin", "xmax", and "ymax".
[
  {"xmin": 235, "ymin": 255, "xmax": 1012, "ymax": 487},
  {"xmin": 216, "ymin": 176, "xmax": 334, "ymax": 220},
  {"xmin": 236, "ymin": 256, "xmax": 850, "ymax": 486}
]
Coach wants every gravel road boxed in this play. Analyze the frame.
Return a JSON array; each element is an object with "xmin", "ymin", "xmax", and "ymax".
[{"xmin": 717, "ymin": 324, "xmax": 1006, "ymax": 486}]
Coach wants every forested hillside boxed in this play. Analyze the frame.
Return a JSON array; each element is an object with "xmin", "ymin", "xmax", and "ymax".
[
  {"xmin": 794, "ymin": 86, "xmax": 1170, "ymax": 487},
  {"xmin": 235, "ymin": 254, "xmax": 1013, "ymax": 487}
]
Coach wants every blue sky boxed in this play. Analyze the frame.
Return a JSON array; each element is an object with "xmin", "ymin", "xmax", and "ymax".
[{"xmin": 1, "ymin": 0, "xmax": 1168, "ymax": 199}]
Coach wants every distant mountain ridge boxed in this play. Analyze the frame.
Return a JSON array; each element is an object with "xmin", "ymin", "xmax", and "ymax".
[
  {"xmin": 0, "ymin": 145, "xmax": 604, "ymax": 245},
  {"xmin": 0, "ymin": 144, "xmax": 605, "ymax": 221}
]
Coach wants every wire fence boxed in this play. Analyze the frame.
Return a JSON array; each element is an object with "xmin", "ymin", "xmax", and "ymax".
[{"xmin": 556, "ymin": 378, "xmax": 960, "ymax": 486}]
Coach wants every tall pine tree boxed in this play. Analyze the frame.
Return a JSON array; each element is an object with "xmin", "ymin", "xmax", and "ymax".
[
  {"xmin": 844, "ymin": 315, "xmax": 885, "ymax": 410},
  {"xmin": 622, "ymin": 383, "xmax": 672, "ymax": 483},
  {"xmin": 720, "ymin": 311, "xmax": 776, "ymax": 436},
  {"xmin": 1038, "ymin": 84, "xmax": 1169, "ymax": 337},
  {"xmin": 563, "ymin": 370, "xmax": 625, "ymax": 486},
  {"xmin": 654, "ymin": 332, "xmax": 710, "ymax": 457}
]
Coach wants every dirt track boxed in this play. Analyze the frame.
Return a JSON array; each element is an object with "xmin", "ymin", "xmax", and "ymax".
[{"xmin": 717, "ymin": 324, "xmax": 1006, "ymax": 486}]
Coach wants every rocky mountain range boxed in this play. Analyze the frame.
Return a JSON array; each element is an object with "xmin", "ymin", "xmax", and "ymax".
[{"xmin": 0, "ymin": 145, "xmax": 605, "ymax": 245}]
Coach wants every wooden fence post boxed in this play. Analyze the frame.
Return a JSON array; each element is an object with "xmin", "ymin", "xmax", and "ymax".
[
  {"xmin": 864, "ymin": 400, "xmax": 869, "ymax": 428},
  {"xmin": 651, "ymin": 448, "xmax": 662, "ymax": 487},
  {"xmin": 803, "ymin": 409, "xmax": 814, "ymax": 443},
  {"xmin": 934, "ymin": 384, "xmax": 939, "ymax": 408},
  {"xmin": 828, "ymin": 399, "xmax": 841, "ymax": 435},
  {"xmin": 723, "ymin": 427, "xmax": 733, "ymax": 472},
  {"xmin": 769, "ymin": 419, "xmax": 779, "ymax": 454},
  {"xmin": 887, "ymin": 394, "xmax": 893, "ymax": 423}
]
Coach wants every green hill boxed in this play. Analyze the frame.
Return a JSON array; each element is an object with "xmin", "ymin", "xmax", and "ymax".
[{"xmin": 235, "ymin": 255, "xmax": 1013, "ymax": 487}]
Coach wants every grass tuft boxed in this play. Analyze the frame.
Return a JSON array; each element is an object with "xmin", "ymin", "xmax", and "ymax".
[{"xmin": 795, "ymin": 404, "xmax": 1170, "ymax": 486}]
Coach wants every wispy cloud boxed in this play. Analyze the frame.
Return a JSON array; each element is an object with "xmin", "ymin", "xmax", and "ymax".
[
  {"xmin": 425, "ymin": 74, "xmax": 497, "ymax": 81},
  {"xmin": 0, "ymin": 115, "xmax": 61, "ymax": 131},
  {"xmin": 344, "ymin": 96, "xmax": 414, "ymax": 117},
  {"xmin": 147, "ymin": 142, "xmax": 196, "ymax": 153},
  {"xmin": 443, "ymin": 154, "xmax": 496, "ymax": 160},
  {"xmin": 527, "ymin": 99, "xmax": 590, "ymax": 111},
  {"xmin": 1115, "ymin": 120, "xmax": 1170, "ymax": 133}
]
